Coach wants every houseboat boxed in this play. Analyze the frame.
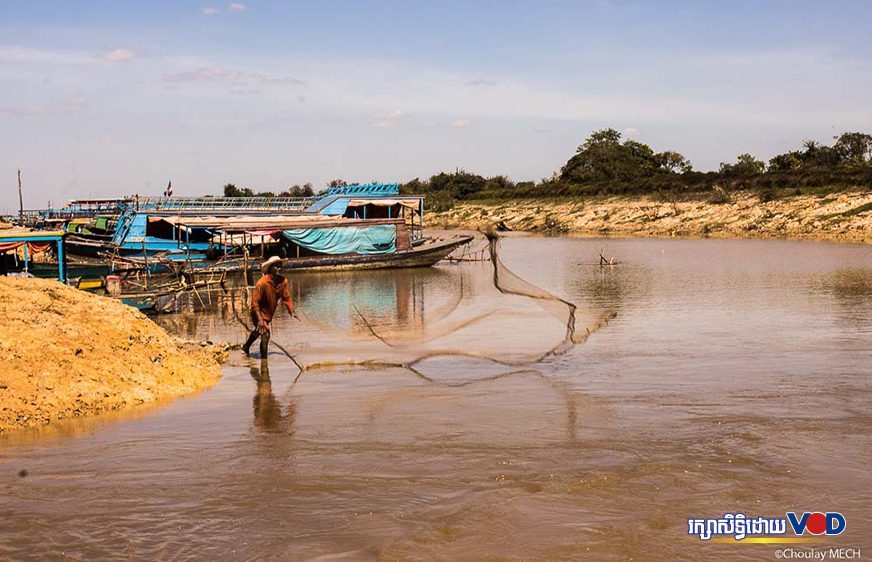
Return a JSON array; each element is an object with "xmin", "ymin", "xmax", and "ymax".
[{"xmin": 61, "ymin": 183, "xmax": 471, "ymax": 272}]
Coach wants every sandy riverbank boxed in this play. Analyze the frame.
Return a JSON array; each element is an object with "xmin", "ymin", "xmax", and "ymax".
[
  {"xmin": 429, "ymin": 191, "xmax": 872, "ymax": 243},
  {"xmin": 0, "ymin": 277, "xmax": 226, "ymax": 433}
]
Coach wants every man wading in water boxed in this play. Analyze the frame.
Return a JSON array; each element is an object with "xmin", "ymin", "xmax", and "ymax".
[{"xmin": 243, "ymin": 256, "xmax": 298, "ymax": 357}]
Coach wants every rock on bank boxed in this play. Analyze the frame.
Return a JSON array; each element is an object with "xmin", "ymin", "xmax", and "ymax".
[{"xmin": 0, "ymin": 277, "xmax": 226, "ymax": 433}]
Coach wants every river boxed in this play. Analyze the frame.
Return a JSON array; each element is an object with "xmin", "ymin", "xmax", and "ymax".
[{"xmin": 1, "ymin": 235, "xmax": 870, "ymax": 560}]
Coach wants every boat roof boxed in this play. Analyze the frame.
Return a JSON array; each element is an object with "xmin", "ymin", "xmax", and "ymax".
[
  {"xmin": 150, "ymin": 215, "xmax": 405, "ymax": 233},
  {"xmin": 0, "ymin": 228, "xmax": 66, "ymax": 241},
  {"xmin": 345, "ymin": 198, "xmax": 422, "ymax": 210}
]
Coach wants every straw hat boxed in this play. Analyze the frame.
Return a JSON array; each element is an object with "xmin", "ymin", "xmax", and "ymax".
[{"xmin": 261, "ymin": 255, "xmax": 283, "ymax": 273}]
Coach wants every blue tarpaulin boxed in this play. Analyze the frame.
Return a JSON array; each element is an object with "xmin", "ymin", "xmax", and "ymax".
[{"xmin": 283, "ymin": 225, "xmax": 396, "ymax": 255}]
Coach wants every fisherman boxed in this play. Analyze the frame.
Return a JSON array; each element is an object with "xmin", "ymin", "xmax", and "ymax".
[{"xmin": 242, "ymin": 256, "xmax": 298, "ymax": 357}]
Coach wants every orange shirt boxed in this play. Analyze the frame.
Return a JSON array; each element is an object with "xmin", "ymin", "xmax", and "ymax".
[{"xmin": 250, "ymin": 273, "xmax": 293, "ymax": 322}]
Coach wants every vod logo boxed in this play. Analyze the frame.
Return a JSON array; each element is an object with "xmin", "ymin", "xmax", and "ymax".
[{"xmin": 787, "ymin": 512, "xmax": 846, "ymax": 536}]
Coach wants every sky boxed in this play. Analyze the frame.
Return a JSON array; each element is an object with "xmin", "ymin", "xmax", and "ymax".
[{"xmin": 1, "ymin": 0, "xmax": 871, "ymax": 209}]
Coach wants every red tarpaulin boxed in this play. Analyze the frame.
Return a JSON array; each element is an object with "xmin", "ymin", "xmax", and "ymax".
[
  {"xmin": 0, "ymin": 241, "xmax": 54, "ymax": 254},
  {"xmin": 27, "ymin": 241, "xmax": 52, "ymax": 254}
]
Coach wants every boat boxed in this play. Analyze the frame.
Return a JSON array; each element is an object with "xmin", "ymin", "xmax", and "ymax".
[
  {"xmin": 120, "ymin": 295, "xmax": 157, "ymax": 312},
  {"xmin": 268, "ymin": 235, "xmax": 472, "ymax": 272},
  {"xmin": 62, "ymin": 183, "xmax": 428, "ymax": 261},
  {"xmin": 139, "ymin": 214, "xmax": 472, "ymax": 273},
  {"xmin": 9, "ymin": 184, "xmax": 468, "ymax": 287}
]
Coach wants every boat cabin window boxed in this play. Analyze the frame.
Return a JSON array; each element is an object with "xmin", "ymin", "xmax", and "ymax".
[
  {"xmin": 146, "ymin": 218, "xmax": 175, "ymax": 240},
  {"xmin": 344, "ymin": 203, "xmax": 405, "ymax": 220},
  {"xmin": 145, "ymin": 219, "xmax": 214, "ymax": 243}
]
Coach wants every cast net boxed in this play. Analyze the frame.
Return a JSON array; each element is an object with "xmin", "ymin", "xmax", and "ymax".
[{"xmin": 158, "ymin": 232, "xmax": 616, "ymax": 380}]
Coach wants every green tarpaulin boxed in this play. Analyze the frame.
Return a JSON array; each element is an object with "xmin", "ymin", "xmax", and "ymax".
[{"xmin": 283, "ymin": 225, "xmax": 396, "ymax": 255}]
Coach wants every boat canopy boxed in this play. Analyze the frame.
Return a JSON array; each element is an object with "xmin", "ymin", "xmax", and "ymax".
[
  {"xmin": 0, "ymin": 228, "xmax": 65, "ymax": 252},
  {"xmin": 145, "ymin": 215, "xmax": 409, "ymax": 253},
  {"xmin": 282, "ymin": 224, "xmax": 397, "ymax": 255},
  {"xmin": 345, "ymin": 198, "xmax": 422, "ymax": 210},
  {"xmin": 147, "ymin": 215, "xmax": 401, "ymax": 233}
]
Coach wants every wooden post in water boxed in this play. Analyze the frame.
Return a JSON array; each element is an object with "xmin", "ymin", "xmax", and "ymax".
[
  {"xmin": 17, "ymin": 169, "xmax": 24, "ymax": 225},
  {"xmin": 242, "ymin": 246, "xmax": 252, "ymax": 297},
  {"xmin": 142, "ymin": 240, "xmax": 149, "ymax": 288}
]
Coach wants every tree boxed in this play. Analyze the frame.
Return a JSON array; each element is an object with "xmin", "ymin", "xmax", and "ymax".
[
  {"xmin": 802, "ymin": 139, "xmax": 820, "ymax": 152},
  {"xmin": 560, "ymin": 128, "xmax": 666, "ymax": 183},
  {"xmin": 833, "ymin": 132, "xmax": 872, "ymax": 165},
  {"xmin": 584, "ymin": 128, "xmax": 622, "ymax": 145},
  {"xmin": 719, "ymin": 153, "xmax": 766, "ymax": 175},
  {"xmin": 561, "ymin": 128, "xmax": 624, "ymax": 183},
  {"xmin": 800, "ymin": 141, "xmax": 840, "ymax": 169},
  {"xmin": 280, "ymin": 184, "xmax": 316, "ymax": 197},
  {"xmin": 484, "ymin": 175, "xmax": 515, "ymax": 192},
  {"xmin": 429, "ymin": 170, "xmax": 487, "ymax": 199},
  {"xmin": 768, "ymin": 151, "xmax": 803, "ymax": 172},
  {"xmin": 655, "ymin": 150, "xmax": 693, "ymax": 173},
  {"xmin": 224, "ymin": 183, "xmax": 254, "ymax": 197},
  {"xmin": 400, "ymin": 178, "xmax": 425, "ymax": 195}
]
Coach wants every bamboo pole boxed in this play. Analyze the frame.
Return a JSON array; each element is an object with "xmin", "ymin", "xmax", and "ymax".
[
  {"xmin": 142, "ymin": 240, "xmax": 150, "ymax": 288},
  {"xmin": 17, "ymin": 169, "xmax": 23, "ymax": 225}
]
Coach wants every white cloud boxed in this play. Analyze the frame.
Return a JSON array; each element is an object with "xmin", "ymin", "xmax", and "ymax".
[
  {"xmin": 251, "ymin": 72, "xmax": 305, "ymax": 86},
  {"xmin": 0, "ymin": 104, "xmax": 44, "ymax": 117},
  {"xmin": 67, "ymin": 96, "xmax": 89, "ymax": 108},
  {"xmin": 0, "ymin": 45, "xmax": 91, "ymax": 64},
  {"xmin": 100, "ymin": 48, "xmax": 135, "ymax": 62},
  {"xmin": 227, "ymin": 3, "xmax": 246, "ymax": 12},
  {"xmin": 201, "ymin": 6, "xmax": 221, "ymax": 15},
  {"xmin": 623, "ymin": 127, "xmax": 640, "ymax": 138},
  {"xmin": 164, "ymin": 66, "xmax": 242, "ymax": 82},
  {"xmin": 466, "ymin": 79, "xmax": 496, "ymax": 87},
  {"xmin": 369, "ymin": 108, "xmax": 407, "ymax": 128},
  {"xmin": 450, "ymin": 119, "xmax": 471, "ymax": 128},
  {"xmin": 0, "ymin": 96, "xmax": 88, "ymax": 117}
]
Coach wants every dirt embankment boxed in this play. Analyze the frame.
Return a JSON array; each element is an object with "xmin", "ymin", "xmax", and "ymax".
[
  {"xmin": 430, "ymin": 191, "xmax": 872, "ymax": 243},
  {"xmin": 0, "ymin": 277, "xmax": 226, "ymax": 433}
]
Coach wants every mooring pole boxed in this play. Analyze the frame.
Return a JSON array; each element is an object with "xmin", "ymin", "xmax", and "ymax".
[{"xmin": 17, "ymin": 169, "xmax": 24, "ymax": 225}]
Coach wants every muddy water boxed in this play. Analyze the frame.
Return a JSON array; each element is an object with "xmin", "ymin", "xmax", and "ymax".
[{"xmin": 2, "ymin": 236, "xmax": 871, "ymax": 560}]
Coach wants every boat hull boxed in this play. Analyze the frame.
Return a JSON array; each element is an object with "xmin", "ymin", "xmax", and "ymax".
[{"xmin": 273, "ymin": 235, "xmax": 472, "ymax": 272}]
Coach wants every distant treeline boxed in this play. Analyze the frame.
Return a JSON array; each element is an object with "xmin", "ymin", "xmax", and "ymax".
[
  {"xmin": 399, "ymin": 128, "xmax": 872, "ymax": 209},
  {"xmin": 218, "ymin": 129, "xmax": 872, "ymax": 207},
  {"xmin": 223, "ymin": 183, "xmax": 316, "ymax": 198}
]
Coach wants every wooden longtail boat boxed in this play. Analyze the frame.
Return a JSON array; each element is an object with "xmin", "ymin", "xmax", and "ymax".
[{"xmin": 275, "ymin": 235, "xmax": 472, "ymax": 272}]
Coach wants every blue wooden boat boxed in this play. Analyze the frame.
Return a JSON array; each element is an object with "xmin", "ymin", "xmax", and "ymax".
[{"xmin": 64, "ymin": 184, "xmax": 430, "ymax": 267}]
